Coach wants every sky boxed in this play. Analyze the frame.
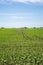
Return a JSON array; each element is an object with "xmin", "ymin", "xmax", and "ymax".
[{"xmin": 0, "ymin": 0, "xmax": 43, "ymax": 28}]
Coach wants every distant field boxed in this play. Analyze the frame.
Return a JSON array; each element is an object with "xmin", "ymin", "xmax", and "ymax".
[{"xmin": 0, "ymin": 28, "xmax": 43, "ymax": 65}]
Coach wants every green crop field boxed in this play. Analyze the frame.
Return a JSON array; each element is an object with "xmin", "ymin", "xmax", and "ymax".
[{"xmin": 0, "ymin": 28, "xmax": 43, "ymax": 65}]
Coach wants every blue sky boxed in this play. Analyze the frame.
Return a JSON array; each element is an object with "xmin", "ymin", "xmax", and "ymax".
[{"xmin": 0, "ymin": 0, "xmax": 43, "ymax": 28}]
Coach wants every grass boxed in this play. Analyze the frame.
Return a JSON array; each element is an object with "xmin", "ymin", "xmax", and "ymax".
[{"xmin": 0, "ymin": 28, "xmax": 43, "ymax": 65}]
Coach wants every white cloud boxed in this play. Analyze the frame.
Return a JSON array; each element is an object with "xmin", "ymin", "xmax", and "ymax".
[
  {"xmin": 0, "ymin": 0, "xmax": 43, "ymax": 3},
  {"xmin": 0, "ymin": 13, "xmax": 27, "ymax": 19}
]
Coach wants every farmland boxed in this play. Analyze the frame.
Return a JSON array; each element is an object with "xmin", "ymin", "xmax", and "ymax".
[{"xmin": 0, "ymin": 28, "xmax": 43, "ymax": 65}]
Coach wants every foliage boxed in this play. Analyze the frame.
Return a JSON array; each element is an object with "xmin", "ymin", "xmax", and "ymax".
[{"xmin": 0, "ymin": 28, "xmax": 43, "ymax": 65}]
